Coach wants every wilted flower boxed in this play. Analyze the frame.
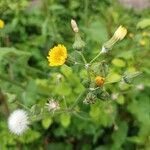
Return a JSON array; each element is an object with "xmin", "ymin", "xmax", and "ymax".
[
  {"xmin": 46, "ymin": 99, "xmax": 60, "ymax": 112},
  {"xmin": 114, "ymin": 26, "xmax": 127, "ymax": 41},
  {"xmin": 95, "ymin": 76, "xmax": 105, "ymax": 87},
  {"xmin": 101, "ymin": 25, "xmax": 127, "ymax": 53},
  {"xmin": 8, "ymin": 109, "xmax": 29, "ymax": 135},
  {"xmin": 71, "ymin": 19, "xmax": 79, "ymax": 33},
  {"xmin": 0, "ymin": 19, "xmax": 4, "ymax": 29},
  {"xmin": 47, "ymin": 44, "xmax": 67, "ymax": 66}
]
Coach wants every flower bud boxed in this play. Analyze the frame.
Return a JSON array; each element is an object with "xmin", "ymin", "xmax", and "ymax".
[
  {"xmin": 71, "ymin": 19, "xmax": 79, "ymax": 33},
  {"xmin": 97, "ymin": 90, "xmax": 110, "ymax": 100},
  {"xmin": 95, "ymin": 76, "xmax": 105, "ymax": 87},
  {"xmin": 73, "ymin": 33, "xmax": 86, "ymax": 50},
  {"xmin": 83, "ymin": 92, "xmax": 96, "ymax": 104},
  {"xmin": 82, "ymin": 79, "xmax": 90, "ymax": 88}
]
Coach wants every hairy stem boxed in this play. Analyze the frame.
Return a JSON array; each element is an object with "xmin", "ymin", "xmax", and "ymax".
[
  {"xmin": 70, "ymin": 90, "xmax": 87, "ymax": 110},
  {"xmin": 90, "ymin": 52, "xmax": 102, "ymax": 64}
]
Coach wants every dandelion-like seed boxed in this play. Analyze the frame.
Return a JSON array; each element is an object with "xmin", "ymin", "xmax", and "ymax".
[
  {"xmin": 46, "ymin": 99, "xmax": 60, "ymax": 112},
  {"xmin": 0, "ymin": 19, "xmax": 4, "ymax": 29},
  {"xmin": 47, "ymin": 44, "xmax": 67, "ymax": 66},
  {"xmin": 8, "ymin": 109, "xmax": 29, "ymax": 135},
  {"xmin": 114, "ymin": 26, "xmax": 127, "ymax": 41}
]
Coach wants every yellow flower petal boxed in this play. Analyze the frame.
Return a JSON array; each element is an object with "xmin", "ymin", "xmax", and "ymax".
[
  {"xmin": 0, "ymin": 19, "xmax": 5, "ymax": 29},
  {"xmin": 47, "ymin": 44, "xmax": 68, "ymax": 67}
]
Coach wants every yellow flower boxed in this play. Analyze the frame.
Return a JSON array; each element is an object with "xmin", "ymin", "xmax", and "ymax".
[
  {"xmin": 95, "ymin": 76, "xmax": 105, "ymax": 87},
  {"xmin": 0, "ymin": 19, "xmax": 5, "ymax": 29},
  {"xmin": 47, "ymin": 44, "xmax": 67, "ymax": 66},
  {"xmin": 114, "ymin": 26, "xmax": 127, "ymax": 40}
]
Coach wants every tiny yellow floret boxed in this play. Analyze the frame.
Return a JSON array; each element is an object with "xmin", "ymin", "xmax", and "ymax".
[
  {"xmin": 114, "ymin": 26, "xmax": 127, "ymax": 40},
  {"xmin": 95, "ymin": 76, "xmax": 105, "ymax": 87},
  {"xmin": 47, "ymin": 44, "xmax": 68, "ymax": 67},
  {"xmin": 0, "ymin": 19, "xmax": 4, "ymax": 29}
]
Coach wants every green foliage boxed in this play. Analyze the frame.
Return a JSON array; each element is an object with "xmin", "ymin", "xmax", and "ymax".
[{"xmin": 0, "ymin": 0, "xmax": 150, "ymax": 150}]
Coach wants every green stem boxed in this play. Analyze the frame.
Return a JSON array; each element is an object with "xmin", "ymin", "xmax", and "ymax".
[
  {"xmin": 14, "ymin": 101, "xmax": 30, "ymax": 111},
  {"xmin": 63, "ymin": 96, "xmax": 68, "ymax": 109},
  {"xmin": 70, "ymin": 90, "xmax": 87, "ymax": 110},
  {"xmin": 77, "ymin": 51, "xmax": 87, "ymax": 64},
  {"xmin": 90, "ymin": 52, "xmax": 102, "ymax": 64},
  {"xmin": 73, "ymin": 112, "xmax": 91, "ymax": 121}
]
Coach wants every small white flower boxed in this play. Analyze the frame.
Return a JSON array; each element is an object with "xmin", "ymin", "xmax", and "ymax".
[
  {"xmin": 8, "ymin": 109, "xmax": 29, "ymax": 135},
  {"xmin": 46, "ymin": 99, "xmax": 60, "ymax": 112}
]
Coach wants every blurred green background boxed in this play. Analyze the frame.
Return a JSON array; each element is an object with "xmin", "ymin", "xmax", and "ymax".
[{"xmin": 0, "ymin": 0, "xmax": 150, "ymax": 150}]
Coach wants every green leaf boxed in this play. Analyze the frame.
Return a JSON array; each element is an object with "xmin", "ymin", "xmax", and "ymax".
[
  {"xmin": 61, "ymin": 65, "xmax": 73, "ymax": 77},
  {"xmin": 116, "ymin": 95, "xmax": 125, "ymax": 105},
  {"xmin": 55, "ymin": 81, "xmax": 71, "ymax": 96},
  {"xmin": 106, "ymin": 73, "xmax": 121, "ymax": 83},
  {"xmin": 137, "ymin": 19, "xmax": 150, "ymax": 29},
  {"xmin": 112, "ymin": 58, "xmax": 126, "ymax": 68},
  {"xmin": 111, "ymin": 121, "xmax": 128, "ymax": 149},
  {"xmin": 42, "ymin": 117, "xmax": 53, "ymax": 129},
  {"xmin": 18, "ymin": 129, "xmax": 40, "ymax": 144},
  {"xmin": 60, "ymin": 113, "xmax": 71, "ymax": 128}
]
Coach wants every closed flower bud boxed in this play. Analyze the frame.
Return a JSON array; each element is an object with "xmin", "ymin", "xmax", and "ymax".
[
  {"xmin": 82, "ymin": 79, "xmax": 90, "ymax": 88},
  {"xmin": 73, "ymin": 33, "xmax": 86, "ymax": 50},
  {"xmin": 95, "ymin": 76, "xmax": 105, "ymax": 87},
  {"xmin": 83, "ymin": 92, "xmax": 96, "ymax": 104},
  {"xmin": 97, "ymin": 90, "xmax": 110, "ymax": 100},
  {"xmin": 71, "ymin": 19, "xmax": 79, "ymax": 33}
]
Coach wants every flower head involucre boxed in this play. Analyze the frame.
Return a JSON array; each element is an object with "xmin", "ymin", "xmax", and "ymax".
[{"xmin": 8, "ymin": 109, "xmax": 29, "ymax": 135}]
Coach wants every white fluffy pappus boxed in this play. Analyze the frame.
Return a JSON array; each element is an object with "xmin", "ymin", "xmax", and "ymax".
[{"xmin": 8, "ymin": 109, "xmax": 29, "ymax": 135}]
